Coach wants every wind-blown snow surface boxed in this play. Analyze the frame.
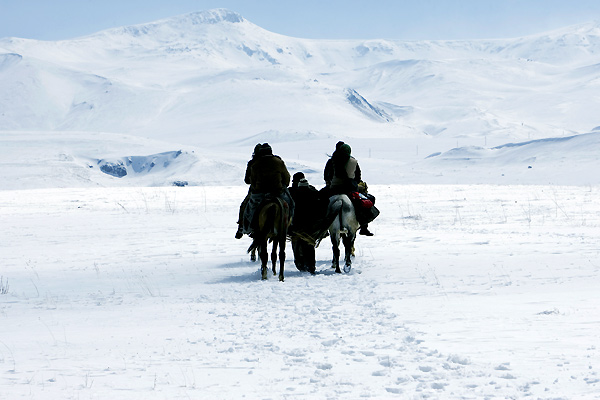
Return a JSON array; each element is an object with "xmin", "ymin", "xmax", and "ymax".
[{"xmin": 1, "ymin": 185, "xmax": 599, "ymax": 399}]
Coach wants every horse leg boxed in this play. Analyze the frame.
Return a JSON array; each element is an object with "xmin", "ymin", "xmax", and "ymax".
[
  {"xmin": 343, "ymin": 235, "xmax": 355, "ymax": 273},
  {"xmin": 331, "ymin": 233, "xmax": 341, "ymax": 273},
  {"xmin": 250, "ymin": 248, "xmax": 256, "ymax": 262},
  {"xmin": 271, "ymin": 240, "xmax": 278, "ymax": 276},
  {"xmin": 260, "ymin": 242, "xmax": 269, "ymax": 280},
  {"xmin": 279, "ymin": 238, "xmax": 286, "ymax": 282}
]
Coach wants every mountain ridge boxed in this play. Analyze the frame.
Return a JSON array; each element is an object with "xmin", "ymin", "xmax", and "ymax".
[
  {"xmin": 3, "ymin": 10, "xmax": 600, "ymax": 67},
  {"xmin": 1, "ymin": 10, "xmax": 600, "ymax": 187},
  {"xmin": 1, "ymin": 9, "xmax": 599, "ymax": 148}
]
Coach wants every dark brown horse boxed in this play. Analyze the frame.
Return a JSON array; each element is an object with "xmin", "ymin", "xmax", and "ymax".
[{"xmin": 247, "ymin": 196, "xmax": 291, "ymax": 281}]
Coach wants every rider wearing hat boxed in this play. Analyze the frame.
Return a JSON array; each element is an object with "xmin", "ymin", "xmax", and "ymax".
[
  {"xmin": 236, "ymin": 143, "xmax": 262, "ymax": 239},
  {"xmin": 324, "ymin": 142, "xmax": 374, "ymax": 236},
  {"xmin": 250, "ymin": 143, "xmax": 290, "ymax": 195},
  {"xmin": 240, "ymin": 143, "xmax": 294, "ymax": 237}
]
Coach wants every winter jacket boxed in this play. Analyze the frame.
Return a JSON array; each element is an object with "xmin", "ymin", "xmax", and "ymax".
[
  {"xmin": 329, "ymin": 155, "xmax": 361, "ymax": 194},
  {"xmin": 289, "ymin": 180, "xmax": 325, "ymax": 230},
  {"xmin": 324, "ymin": 157, "xmax": 361, "ymax": 187},
  {"xmin": 250, "ymin": 155, "xmax": 291, "ymax": 194},
  {"xmin": 244, "ymin": 157, "xmax": 259, "ymax": 190}
]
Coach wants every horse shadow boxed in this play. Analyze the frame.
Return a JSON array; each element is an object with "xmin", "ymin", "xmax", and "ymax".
[
  {"xmin": 209, "ymin": 256, "xmax": 346, "ymax": 284},
  {"xmin": 209, "ymin": 259, "xmax": 310, "ymax": 284}
]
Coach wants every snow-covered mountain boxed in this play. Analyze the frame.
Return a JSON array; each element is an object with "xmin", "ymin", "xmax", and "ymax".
[{"xmin": 1, "ymin": 9, "xmax": 599, "ymax": 187}]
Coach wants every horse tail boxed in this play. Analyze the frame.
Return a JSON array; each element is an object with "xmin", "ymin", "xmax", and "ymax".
[
  {"xmin": 247, "ymin": 234, "xmax": 260, "ymax": 254},
  {"xmin": 275, "ymin": 197, "xmax": 290, "ymax": 243},
  {"xmin": 327, "ymin": 194, "xmax": 359, "ymax": 273},
  {"xmin": 327, "ymin": 195, "xmax": 359, "ymax": 236},
  {"xmin": 247, "ymin": 200, "xmax": 280, "ymax": 254},
  {"xmin": 326, "ymin": 197, "xmax": 344, "ymax": 223},
  {"xmin": 341, "ymin": 195, "xmax": 360, "ymax": 234}
]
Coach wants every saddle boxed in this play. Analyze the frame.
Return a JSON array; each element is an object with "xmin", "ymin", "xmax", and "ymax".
[{"xmin": 242, "ymin": 192, "xmax": 293, "ymax": 235}]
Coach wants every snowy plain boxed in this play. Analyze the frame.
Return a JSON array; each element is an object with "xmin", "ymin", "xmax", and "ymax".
[
  {"xmin": 2, "ymin": 184, "xmax": 599, "ymax": 399},
  {"xmin": 1, "ymin": 8, "xmax": 600, "ymax": 399}
]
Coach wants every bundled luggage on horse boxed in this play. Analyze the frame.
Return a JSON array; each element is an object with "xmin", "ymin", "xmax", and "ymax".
[
  {"xmin": 348, "ymin": 190, "xmax": 380, "ymax": 228},
  {"xmin": 348, "ymin": 191, "xmax": 373, "ymax": 208}
]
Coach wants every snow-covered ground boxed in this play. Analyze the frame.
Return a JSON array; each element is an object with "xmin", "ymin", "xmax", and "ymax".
[{"xmin": 1, "ymin": 184, "xmax": 599, "ymax": 399}]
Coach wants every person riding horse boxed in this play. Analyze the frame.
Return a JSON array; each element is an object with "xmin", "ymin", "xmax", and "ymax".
[
  {"xmin": 236, "ymin": 143, "xmax": 262, "ymax": 239},
  {"xmin": 323, "ymin": 141, "xmax": 361, "ymax": 190},
  {"xmin": 322, "ymin": 141, "xmax": 373, "ymax": 236},
  {"xmin": 241, "ymin": 143, "xmax": 294, "ymax": 237},
  {"xmin": 328, "ymin": 143, "xmax": 360, "ymax": 194},
  {"xmin": 323, "ymin": 142, "xmax": 373, "ymax": 236}
]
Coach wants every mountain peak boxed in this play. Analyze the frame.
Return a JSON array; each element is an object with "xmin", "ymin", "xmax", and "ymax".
[
  {"xmin": 530, "ymin": 19, "xmax": 600, "ymax": 39},
  {"xmin": 168, "ymin": 8, "xmax": 245, "ymax": 25},
  {"xmin": 92, "ymin": 8, "xmax": 246, "ymax": 40}
]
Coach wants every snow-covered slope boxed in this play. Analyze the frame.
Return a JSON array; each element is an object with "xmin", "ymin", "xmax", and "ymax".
[
  {"xmin": 2, "ymin": 10, "xmax": 599, "ymax": 139},
  {"xmin": 415, "ymin": 131, "xmax": 600, "ymax": 184},
  {"xmin": 0, "ymin": 9, "xmax": 599, "ymax": 188}
]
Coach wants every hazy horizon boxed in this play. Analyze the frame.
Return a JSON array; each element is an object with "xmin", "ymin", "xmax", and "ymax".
[{"xmin": 2, "ymin": 0, "xmax": 600, "ymax": 41}]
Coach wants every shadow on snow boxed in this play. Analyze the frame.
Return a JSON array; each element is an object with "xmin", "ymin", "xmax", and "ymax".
[{"xmin": 209, "ymin": 258, "xmax": 353, "ymax": 284}]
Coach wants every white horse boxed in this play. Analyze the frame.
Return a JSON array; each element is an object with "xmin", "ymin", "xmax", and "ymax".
[{"xmin": 327, "ymin": 194, "xmax": 360, "ymax": 273}]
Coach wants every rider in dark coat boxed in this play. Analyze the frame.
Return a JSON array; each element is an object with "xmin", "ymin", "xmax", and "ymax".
[
  {"xmin": 324, "ymin": 141, "xmax": 352, "ymax": 188},
  {"xmin": 289, "ymin": 172, "xmax": 325, "ymax": 274},
  {"xmin": 250, "ymin": 144, "xmax": 291, "ymax": 194},
  {"xmin": 329, "ymin": 143, "xmax": 361, "ymax": 194},
  {"xmin": 236, "ymin": 144, "xmax": 262, "ymax": 239},
  {"xmin": 324, "ymin": 142, "xmax": 374, "ymax": 236},
  {"xmin": 242, "ymin": 143, "xmax": 294, "ymax": 236}
]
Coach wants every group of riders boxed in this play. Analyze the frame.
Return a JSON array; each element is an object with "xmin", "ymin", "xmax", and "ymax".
[{"xmin": 235, "ymin": 141, "xmax": 378, "ymax": 274}]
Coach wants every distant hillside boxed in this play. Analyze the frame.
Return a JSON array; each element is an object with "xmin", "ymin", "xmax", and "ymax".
[{"xmin": 1, "ymin": 9, "xmax": 600, "ymax": 146}]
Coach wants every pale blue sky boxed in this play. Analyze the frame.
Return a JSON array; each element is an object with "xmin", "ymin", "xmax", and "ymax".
[{"xmin": 1, "ymin": 0, "xmax": 600, "ymax": 41}]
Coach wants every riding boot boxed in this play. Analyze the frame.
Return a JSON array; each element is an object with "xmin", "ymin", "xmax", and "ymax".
[
  {"xmin": 235, "ymin": 225, "xmax": 243, "ymax": 239},
  {"xmin": 359, "ymin": 225, "xmax": 374, "ymax": 236},
  {"xmin": 236, "ymin": 191, "xmax": 252, "ymax": 239}
]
